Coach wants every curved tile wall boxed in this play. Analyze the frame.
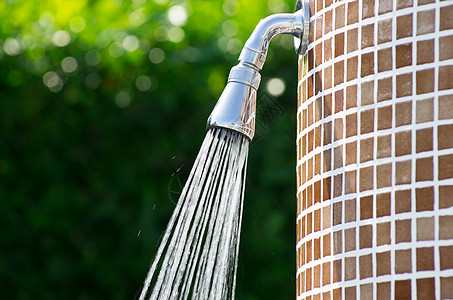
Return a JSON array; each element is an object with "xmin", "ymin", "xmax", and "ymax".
[{"xmin": 296, "ymin": 0, "xmax": 453, "ymax": 299}]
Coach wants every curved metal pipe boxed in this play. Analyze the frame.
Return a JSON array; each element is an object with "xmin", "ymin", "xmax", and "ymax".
[{"xmin": 207, "ymin": 6, "xmax": 310, "ymax": 140}]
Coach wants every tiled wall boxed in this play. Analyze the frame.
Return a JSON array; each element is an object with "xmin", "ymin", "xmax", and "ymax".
[{"xmin": 296, "ymin": 0, "xmax": 453, "ymax": 298}]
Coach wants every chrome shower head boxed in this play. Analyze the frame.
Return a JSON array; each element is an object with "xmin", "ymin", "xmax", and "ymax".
[{"xmin": 207, "ymin": 2, "xmax": 310, "ymax": 140}]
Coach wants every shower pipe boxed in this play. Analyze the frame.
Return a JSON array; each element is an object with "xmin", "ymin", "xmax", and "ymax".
[{"xmin": 207, "ymin": 0, "xmax": 310, "ymax": 140}]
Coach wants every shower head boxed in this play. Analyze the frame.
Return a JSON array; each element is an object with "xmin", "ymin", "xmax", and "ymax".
[{"xmin": 207, "ymin": 2, "xmax": 310, "ymax": 140}]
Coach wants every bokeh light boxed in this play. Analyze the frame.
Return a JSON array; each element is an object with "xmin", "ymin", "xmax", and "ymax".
[{"xmin": 266, "ymin": 77, "xmax": 286, "ymax": 96}]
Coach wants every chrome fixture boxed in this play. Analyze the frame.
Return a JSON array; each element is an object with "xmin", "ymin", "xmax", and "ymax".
[{"xmin": 207, "ymin": 1, "xmax": 310, "ymax": 140}]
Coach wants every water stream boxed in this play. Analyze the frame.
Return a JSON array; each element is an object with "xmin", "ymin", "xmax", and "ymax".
[{"xmin": 139, "ymin": 128, "xmax": 250, "ymax": 300}]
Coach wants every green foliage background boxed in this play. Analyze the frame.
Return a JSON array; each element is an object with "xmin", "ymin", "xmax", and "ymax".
[{"xmin": 0, "ymin": 0, "xmax": 299, "ymax": 298}]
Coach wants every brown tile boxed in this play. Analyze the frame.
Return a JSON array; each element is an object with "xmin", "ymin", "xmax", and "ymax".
[
  {"xmin": 315, "ymin": 98, "xmax": 322, "ymax": 122},
  {"xmin": 346, "ymin": 85, "xmax": 357, "ymax": 109},
  {"xmin": 307, "ymin": 73, "xmax": 314, "ymax": 98},
  {"xmin": 315, "ymin": 70, "xmax": 322, "ymax": 94},
  {"xmin": 440, "ymin": 5, "xmax": 453, "ymax": 31},
  {"xmin": 334, "ymin": 145, "xmax": 343, "ymax": 170},
  {"xmin": 395, "ymin": 249, "xmax": 412, "ymax": 273},
  {"xmin": 313, "ymin": 264, "xmax": 320, "ymax": 288},
  {"xmin": 307, "ymin": 212, "xmax": 313, "ymax": 234},
  {"xmin": 345, "ymin": 170, "xmax": 357, "ymax": 194},
  {"xmin": 345, "ymin": 256, "xmax": 356, "ymax": 281},
  {"xmin": 440, "ymin": 36, "xmax": 453, "ymax": 61},
  {"xmin": 361, "ymin": 109, "xmax": 374, "ymax": 134},
  {"xmin": 416, "ymin": 68, "xmax": 434, "ymax": 94},
  {"xmin": 417, "ymin": 217, "xmax": 434, "ymax": 241},
  {"xmin": 314, "ymin": 239, "xmax": 321, "ymax": 262},
  {"xmin": 416, "ymin": 187, "xmax": 434, "ymax": 212},
  {"xmin": 395, "ymin": 130, "xmax": 412, "ymax": 156},
  {"xmin": 417, "ymin": 278, "xmax": 435, "ymax": 299},
  {"xmin": 362, "ymin": 0, "xmax": 375, "ymax": 19},
  {"xmin": 396, "ymin": 160, "xmax": 411, "ymax": 184},
  {"xmin": 323, "ymin": 121, "xmax": 331, "ymax": 146},
  {"xmin": 416, "ymin": 98, "xmax": 433, "ymax": 123},
  {"xmin": 345, "ymin": 142, "xmax": 356, "ymax": 168},
  {"xmin": 378, "ymin": 48, "xmax": 392, "ymax": 72},
  {"xmin": 396, "ymin": 43, "xmax": 412, "ymax": 68},
  {"xmin": 359, "ymin": 254, "xmax": 372, "ymax": 279},
  {"xmin": 333, "ymin": 259, "xmax": 342, "ymax": 283},
  {"xmin": 322, "ymin": 205, "xmax": 331, "ymax": 230},
  {"xmin": 347, "ymin": 28, "xmax": 358, "ymax": 53},
  {"xmin": 416, "ymin": 247, "xmax": 434, "ymax": 271},
  {"xmin": 360, "ymin": 137, "xmax": 374, "ymax": 162},
  {"xmin": 314, "ymin": 209, "xmax": 321, "ymax": 232},
  {"xmin": 395, "ymin": 280, "xmax": 411, "ymax": 299},
  {"xmin": 378, "ymin": 105, "xmax": 392, "ymax": 129},
  {"xmin": 324, "ymin": 37, "xmax": 332, "ymax": 63},
  {"xmin": 416, "ymin": 128, "xmax": 433, "ymax": 153},
  {"xmin": 335, "ymin": 4, "xmax": 345, "ymax": 30},
  {"xmin": 440, "ymin": 216, "xmax": 453, "ymax": 240},
  {"xmin": 345, "ymin": 198, "xmax": 356, "ymax": 223},
  {"xmin": 345, "ymin": 286, "xmax": 356, "ymax": 300},
  {"xmin": 396, "ymin": 73, "xmax": 412, "ymax": 98},
  {"xmin": 334, "ymin": 173, "xmax": 343, "ymax": 197},
  {"xmin": 323, "ymin": 176, "xmax": 331, "ymax": 201},
  {"xmin": 348, "ymin": 0, "xmax": 359, "ymax": 25},
  {"xmin": 418, "ymin": 0, "xmax": 434, "ymax": 5},
  {"xmin": 439, "ymin": 154, "xmax": 453, "ymax": 180},
  {"xmin": 396, "ymin": 189, "xmax": 411, "ymax": 213},
  {"xmin": 316, "ymin": 0, "xmax": 323, "ymax": 12},
  {"xmin": 378, "ymin": 19, "xmax": 392, "ymax": 44},
  {"xmin": 360, "ymin": 166, "xmax": 374, "ymax": 192},
  {"xmin": 347, "ymin": 56, "xmax": 358, "ymax": 81},
  {"xmin": 324, "ymin": 94, "xmax": 332, "ymax": 118},
  {"xmin": 333, "ymin": 201, "xmax": 342, "ymax": 226},
  {"xmin": 315, "ymin": 18, "xmax": 323, "ymax": 42},
  {"xmin": 345, "ymin": 228, "xmax": 356, "ymax": 252},
  {"xmin": 335, "ymin": 90, "xmax": 344, "ymax": 114},
  {"xmin": 377, "ymin": 77, "xmax": 392, "ymax": 102},
  {"xmin": 324, "ymin": 10, "xmax": 332, "ymax": 34},
  {"xmin": 377, "ymin": 252, "xmax": 391, "ymax": 276},
  {"xmin": 361, "ymin": 195, "xmax": 373, "ymax": 220},
  {"xmin": 417, "ymin": 39, "xmax": 434, "ymax": 64},
  {"xmin": 359, "ymin": 224, "xmax": 372, "ymax": 248},
  {"xmin": 323, "ymin": 66, "xmax": 332, "ymax": 90},
  {"xmin": 306, "ymin": 266, "xmax": 312, "ymax": 290},
  {"xmin": 397, "ymin": 14, "xmax": 413, "ymax": 39},
  {"xmin": 377, "ymin": 282, "xmax": 391, "ymax": 300},
  {"xmin": 377, "ymin": 163, "xmax": 392, "ymax": 188},
  {"xmin": 335, "ymin": 33, "xmax": 344, "ymax": 58},
  {"xmin": 377, "ymin": 135, "xmax": 391, "ymax": 158},
  {"xmin": 377, "ymin": 222, "xmax": 391, "ymax": 245},
  {"xmin": 323, "ymin": 233, "xmax": 331, "ymax": 257},
  {"xmin": 361, "ymin": 81, "xmax": 374, "ymax": 105},
  {"xmin": 322, "ymin": 262, "xmax": 330, "ymax": 286},
  {"xmin": 333, "ymin": 230, "xmax": 342, "ymax": 254},
  {"xmin": 334, "ymin": 61, "xmax": 344, "ymax": 85},
  {"xmin": 439, "ymin": 95, "xmax": 453, "ymax": 120},
  {"xmin": 440, "ymin": 245, "xmax": 453, "ymax": 269},
  {"xmin": 439, "ymin": 66, "xmax": 453, "ymax": 90},
  {"xmin": 346, "ymin": 114, "xmax": 357, "ymax": 138},
  {"xmin": 440, "ymin": 186, "xmax": 453, "ymax": 209},
  {"xmin": 362, "ymin": 24, "xmax": 374, "ymax": 49},
  {"xmin": 441, "ymin": 277, "xmax": 453, "ymax": 300},
  {"xmin": 396, "ymin": 101, "xmax": 412, "ymax": 126},
  {"xmin": 417, "ymin": 9, "xmax": 435, "ymax": 35},
  {"xmin": 377, "ymin": 193, "xmax": 391, "ymax": 217},
  {"xmin": 396, "ymin": 219, "xmax": 411, "ymax": 243},
  {"xmin": 397, "ymin": 0, "xmax": 412, "ymax": 9},
  {"xmin": 416, "ymin": 157, "xmax": 433, "ymax": 181},
  {"xmin": 361, "ymin": 52, "xmax": 375, "ymax": 77},
  {"xmin": 379, "ymin": 0, "xmax": 393, "ymax": 14}
]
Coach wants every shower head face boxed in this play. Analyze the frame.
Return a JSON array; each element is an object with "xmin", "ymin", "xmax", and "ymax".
[{"xmin": 207, "ymin": 81, "xmax": 257, "ymax": 140}]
